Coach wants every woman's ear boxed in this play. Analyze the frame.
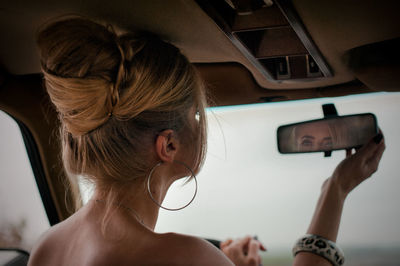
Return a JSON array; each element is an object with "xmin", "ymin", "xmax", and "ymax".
[{"xmin": 155, "ymin": 129, "xmax": 179, "ymax": 163}]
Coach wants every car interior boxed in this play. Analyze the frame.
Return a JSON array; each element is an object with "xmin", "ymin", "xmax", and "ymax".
[{"xmin": 1, "ymin": 0, "xmax": 399, "ymax": 264}]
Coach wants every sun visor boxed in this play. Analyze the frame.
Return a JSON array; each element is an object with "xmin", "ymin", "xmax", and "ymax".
[{"xmin": 348, "ymin": 38, "xmax": 400, "ymax": 92}]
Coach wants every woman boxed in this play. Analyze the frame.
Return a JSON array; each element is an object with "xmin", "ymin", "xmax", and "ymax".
[{"xmin": 29, "ymin": 16, "xmax": 385, "ymax": 266}]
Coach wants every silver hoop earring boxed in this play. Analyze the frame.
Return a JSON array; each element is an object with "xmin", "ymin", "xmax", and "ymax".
[{"xmin": 146, "ymin": 160, "xmax": 198, "ymax": 211}]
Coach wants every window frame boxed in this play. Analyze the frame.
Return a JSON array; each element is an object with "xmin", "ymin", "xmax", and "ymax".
[{"xmin": 10, "ymin": 114, "xmax": 60, "ymax": 226}]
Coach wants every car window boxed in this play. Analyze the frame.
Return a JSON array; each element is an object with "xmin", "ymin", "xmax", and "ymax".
[
  {"xmin": 153, "ymin": 92, "xmax": 400, "ymax": 265},
  {"xmin": 0, "ymin": 111, "xmax": 50, "ymax": 254}
]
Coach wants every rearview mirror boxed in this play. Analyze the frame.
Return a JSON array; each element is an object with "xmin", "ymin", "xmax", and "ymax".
[{"xmin": 277, "ymin": 113, "xmax": 378, "ymax": 153}]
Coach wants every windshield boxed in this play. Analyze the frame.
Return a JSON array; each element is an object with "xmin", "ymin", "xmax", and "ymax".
[{"xmin": 154, "ymin": 92, "xmax": 400, "ymax": 265}]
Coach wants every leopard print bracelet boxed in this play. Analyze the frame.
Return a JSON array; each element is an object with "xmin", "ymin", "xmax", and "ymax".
[{"xmin": 292, "ymin": 234, "xmax": 345, "ymax": 266}]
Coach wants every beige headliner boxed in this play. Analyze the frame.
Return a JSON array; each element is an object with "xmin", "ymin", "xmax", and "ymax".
[{"xmin": 1, "ymin": 0, "xmax": 399, "ymax": 89}]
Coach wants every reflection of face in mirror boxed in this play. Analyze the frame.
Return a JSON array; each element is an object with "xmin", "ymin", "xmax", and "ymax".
[
  {"xmin": 293, "ymin": 122, "xmax": 335, "ymax": 152},
  {"xmin": 296, "ymin": 123, "xmax": 333, "ymax": 151}
]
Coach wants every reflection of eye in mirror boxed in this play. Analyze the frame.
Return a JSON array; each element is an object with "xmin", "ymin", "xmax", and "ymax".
[
  {"xmin": 295, "ymin": 121, "xmax": 335, "ymax": 152},
  {"xmin": 277, "ymin": 114, "xmax": 377, "ymax": 154},
  {"xmin": 300, "ymin": 136, "xmax": 314, "ymax": 147},
  {"xmin": 299, "ymin": 136, "xmax": 333, "ymax": 150}
]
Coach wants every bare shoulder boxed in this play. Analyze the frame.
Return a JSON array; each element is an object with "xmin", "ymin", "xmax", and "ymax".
[
  {"xmin": 154, "ymin": 233, "xmax": 234, "ymax": 266},
  {"xmin": 28, "ymin": 234, "xmax": 47, "ymax": 266},
  {"xmin": 28, "ymin": 209, "xmax": 233, "ymax": 266},
  {"xmin": 28, "ymin": 223, "xmax": 63, "ymax": 266}
]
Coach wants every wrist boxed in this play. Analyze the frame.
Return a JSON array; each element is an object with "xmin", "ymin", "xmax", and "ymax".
[
  {"xmin": 306, "ymin": 177, "xmax": 347, "ymax": 243},
  {"xmin": 324, "ymin": 176, "xmax": 348, "ymax": 202}
]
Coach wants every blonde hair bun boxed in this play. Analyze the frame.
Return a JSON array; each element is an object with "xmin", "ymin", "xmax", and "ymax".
[
  {"xmin": 36, "ymin": 16, "xmax": 207, "ymax": 193},
  {"xmin": 37, "ymin": 17, "xmax": 126, "ymax": 136}
]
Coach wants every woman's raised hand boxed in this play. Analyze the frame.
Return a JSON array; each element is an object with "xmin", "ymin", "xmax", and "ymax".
[
  {"xmin": 293, "ymin": 132, "xmax": 385, "ymax": 266},
  {"xmin": 220, "ymin": 236, "xmax": 266, "ymax": 266},
  {"xmin": 331, "ymin": 132, "xmax": 385, "ymax": 197}
]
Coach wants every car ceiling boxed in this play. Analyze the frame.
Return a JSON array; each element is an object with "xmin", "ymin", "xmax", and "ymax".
[{"xmin": 1, "ymin": 0, "xmax": 399, "ymax": 90}]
